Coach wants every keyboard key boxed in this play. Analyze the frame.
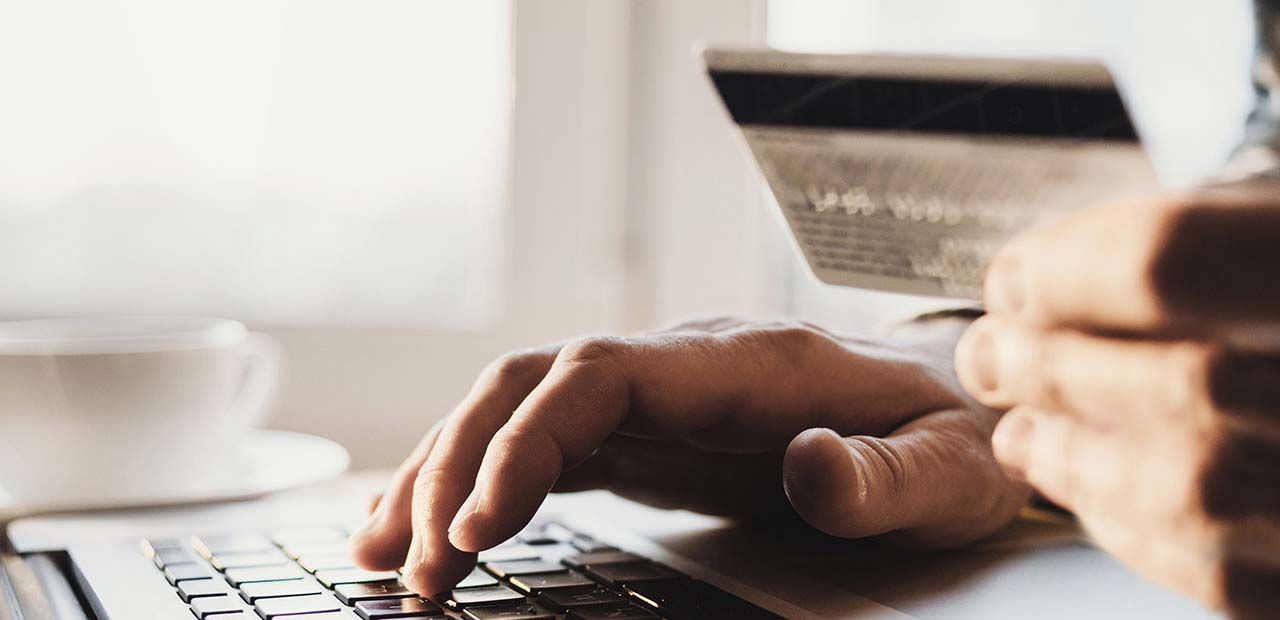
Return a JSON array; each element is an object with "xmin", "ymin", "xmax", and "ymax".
[
  {"xmin": 478, "ymin": 545, "xmax": 541, "ymax": 563},
  {"xmin": 154, "ymin": 548, "xmax": 201, "ymax": 569},
  {"xmin": 456, "ymin": 568, "xmax": 499, "ymax": 589},
  {"xmin": 516, "ymin": 522, "xmax": 573, "ymax": 546},
  {"xmin": 566, "ymin": 606, "xmax": 658, "ymax": 620},
  {"xmin": 271, "ymin": 527, "xmax": 347, "ymax": 547},
  {"xmin": 462, "ymin": 604, "xmax": 554, "ymax": 620},
  {"xmin": 334, "ymin": 581, "xmax": 414, "ymax": 605},
  {"xmin": 190, "ymin": 595, "xmax": 250, "ymax": 617},
  {"xmin": 179, "ymin": 579, "xmax": 234, "ymax": 602},
  {"xmin": 238, "ymin": 580, "xmax": 326, "ymax": 603},
  {"xmin": 583, "ymin": 563, "xmax": 681, "ymax": 587},
  {"xmin": 193, "ymin": 534, "xmax": 275, "ymax": 559},
  {"xmin": 225, "ymin": 565, "xmax": 306, "ymax": 587},
  {"xmin": 315, "ymin": 568, "xmax": 401, "ymax": 588},
  {"xmin": 165, "ymin": 564, "xmax": 215, "ymax": 585},
  {"xmin": 254, "ymin": 593, "xmax": 343, "ymax": 618},
  {"xmin": 210, "ymin": 550, "xmax": 291, "ymax": 571},
  {"xmin": 514, "ymin": 534, "xmax": 557, "ymax": 547},
  {"xmin": 561, "ymin": 552, "xmax": 643, "ymax": 570},
  {"xmin": 623, "ymin": 580, "xmax": 783, "ymax": 620},
  {"xmin": 141, "ymin": 538, "xmax": 184, "ymax": 560},
  {"xmin": 443, "ymin": 585, "xmax": 524, "ymax": 609},
  {"xmin": 281, "ymin": 542, "xmax": 351, "ymax": 561},
  {"xmin": 353, "ymin": 597, "xmax": 443, "ymax": 619},
  {"xmin": 543, "ymin": 523, "xmax": 577, "ymax": 541},
  {"xmin": 482, "ymin": 560, "xmax": 564, "ymax": 578},
  {"xmin": 540, "ymin": 588, "xmax": 627, "ymax": 611},
  {"xmin": 297, "ymin": 553, "xmax": 357, "ymax": 573},
  {"xmin": 508, "ymin": 572, "xmax": 594, "ymax": 594},
  {"xmin": 569, "ymin": 537, "xmax": 617, "ymax": 554},
  {"xmin": 534, "ymin": 546, "xmax": 579, "ymax": 564},
  {"xmin": 514, "ymin": 534, "xmax": 559, "ymax": 546}
]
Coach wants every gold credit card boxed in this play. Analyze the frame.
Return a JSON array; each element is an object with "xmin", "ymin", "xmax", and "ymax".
[{"xmin": 704, "ymin": 48, "xmax": 1160, "ymax": 300}]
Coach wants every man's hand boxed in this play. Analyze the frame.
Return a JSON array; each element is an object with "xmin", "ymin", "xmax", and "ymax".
[
  {"xmin": 955, "ymin": 185, "xmax": 1280, "ymax": 619},
  {"xmin": 349, "ymin": 317, "xmax": 1027, "ymax": 595}
]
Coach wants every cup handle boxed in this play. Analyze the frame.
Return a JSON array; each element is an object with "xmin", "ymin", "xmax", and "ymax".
[{"xmin": 231, "ymin": 332, "xmax": 282, "ymax": 428}]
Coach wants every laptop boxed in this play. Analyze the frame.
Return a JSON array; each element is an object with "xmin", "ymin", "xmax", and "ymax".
[
  {"xmin": 1, "ymin": 473, "xmax": 1217, "ymax": 620},
  {"xmin": 0, "ymin": 49, "xmax": 1213, "ymax": 619}
]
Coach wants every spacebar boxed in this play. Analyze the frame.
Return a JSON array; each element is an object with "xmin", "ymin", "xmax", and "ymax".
[{"xmin": 623, "ymin": 579, "xmax": 783, "ymax": 620}]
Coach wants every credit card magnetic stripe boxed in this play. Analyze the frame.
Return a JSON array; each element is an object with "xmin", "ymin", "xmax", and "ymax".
[{"xmin": 709, "ymin": 69, "xmax": 1138, "ymax": 142}]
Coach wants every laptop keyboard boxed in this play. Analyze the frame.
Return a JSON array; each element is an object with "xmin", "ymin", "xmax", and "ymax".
[{"xmin": 141, "ymin": 521, "xmax": 783, "ymax": 620}]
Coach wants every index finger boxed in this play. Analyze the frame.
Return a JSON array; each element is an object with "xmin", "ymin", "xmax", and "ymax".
[{"xmin": 985, "ymin": 188, "xmax": 1280, "ymax": 335}]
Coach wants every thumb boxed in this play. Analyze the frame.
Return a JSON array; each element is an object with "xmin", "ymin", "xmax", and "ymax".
[{"xmin": 783, "ymin": 410, "xmax": 1028, "ymax": 548}]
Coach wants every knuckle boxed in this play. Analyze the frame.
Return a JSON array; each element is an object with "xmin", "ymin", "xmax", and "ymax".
[
  {"xmin": 801, "ymin": 437, "xmax": 912, "ymax": 539},
  {"xmin": 494, "ymin": 425, "xmax": 565, "ymax": 468},
  {"xmin": 1020, "ymin": 419, "xmax": 1079, "ymax": 504},
  {"xmin": 491, "ymin": 424, "xmax": 544, "ymax": 453},
  {"xmin": 558, "ymin": 336, "xmax": 628, "ymax": 367},
  {"xmin": 740, "ymin": 321, "xmax": 833, "ymax": 363},
  {"xmin": 483, "ymin": 350, "xmax": 545, "ymax": 384},
  {"xmin": 849, "ymin": 436, "xmax": 911, "ymax": 499},
  {"xmin": 412, "ymin": 460, "xmax": 453, "ymax": 506}
]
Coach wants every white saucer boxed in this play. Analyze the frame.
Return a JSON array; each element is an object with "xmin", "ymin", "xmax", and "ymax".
[{"xmin": 0, "ymin": 430, "xmax": 350, "ymax": 521}]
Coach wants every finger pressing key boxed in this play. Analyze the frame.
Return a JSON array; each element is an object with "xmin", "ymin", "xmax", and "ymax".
[
  {"xmin": 349, "ymin": 420, "xmax": 443, "ymax": 570},
  {"xmin": 399, "ymin": 346, "xmax": 560, "ymax": 595}
]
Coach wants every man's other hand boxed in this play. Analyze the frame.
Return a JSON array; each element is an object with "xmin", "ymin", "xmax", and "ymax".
[
  {"xmin": 956, "ymin": 184, "xmax": 1280, "ymax": 619},
  {"xmin": 350, "ymin": 317, "xmax": 1028, "ymax": 596}
]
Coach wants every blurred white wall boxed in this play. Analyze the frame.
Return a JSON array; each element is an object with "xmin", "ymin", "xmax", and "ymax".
[{"xmin": 0, "ymin": 0, "xmax": 511, "ymax": 327}]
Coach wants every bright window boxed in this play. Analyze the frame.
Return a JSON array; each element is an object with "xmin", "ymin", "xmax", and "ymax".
[{"xmin": 0, "ymin": 0, "xmax": 511, "ymax": 328}]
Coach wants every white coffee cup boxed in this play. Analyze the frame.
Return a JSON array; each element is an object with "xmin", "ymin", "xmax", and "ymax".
[{"xmin": 0, "ymin": 316, "xmax": 280, "ymax": 504}]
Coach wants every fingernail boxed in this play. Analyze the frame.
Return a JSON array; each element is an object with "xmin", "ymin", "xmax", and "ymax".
[
  {"xmin": 985, "ymin": 254, "xmax": 1025, "ymax": 315},
  {"xmin": 991, "ymin": 414, "xmax": 1035, "ymax": 480},
  {"xmin": 958, "ymin": 323, "xmax": 1000, "ymax": 394},
  {"xmin": 448, "ymin": 488, "xmax": 482, "ymax": 537}
]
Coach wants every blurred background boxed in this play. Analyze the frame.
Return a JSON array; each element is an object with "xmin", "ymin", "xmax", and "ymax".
[{"xmin": 0, "ymin": 0, "xmax": 1256, "ymax": 467}]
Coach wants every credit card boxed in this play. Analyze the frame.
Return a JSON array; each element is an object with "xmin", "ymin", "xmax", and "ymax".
[{"xmin": 703, "ymin": 48, "xmax": 1160, "ymax": 299}]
